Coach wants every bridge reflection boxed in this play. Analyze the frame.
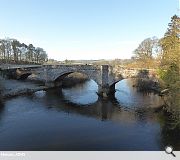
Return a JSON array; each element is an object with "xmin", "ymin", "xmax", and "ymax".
[{"xmin": 35, "ymin": 89, "xmax": 159, "ymax": 123}]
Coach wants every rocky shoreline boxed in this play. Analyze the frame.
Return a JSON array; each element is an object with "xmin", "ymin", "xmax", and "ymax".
[
  {"xmin": 0, "ymin": 76, "xmax": 48, "ymax": 99},
  {"xmin": 1, "ymin": 86, "xmax": 48, "ymax": 99},
  {"xmin": 0, "ymin": 73, "xmax": 88, "ymax": 100}
]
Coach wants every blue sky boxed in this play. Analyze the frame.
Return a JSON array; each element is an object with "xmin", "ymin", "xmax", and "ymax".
[{"xmin": 0, "ymin": 0, "xmax": 178, "ymax": 60}]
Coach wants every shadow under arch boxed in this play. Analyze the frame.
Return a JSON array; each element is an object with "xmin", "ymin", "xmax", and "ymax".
[
  {"xmin": 15, "ymin": 68, "xmax": 33, "ymax": 80},
  {"xmin": 18, "ymin": 73, "xmax": 32, "ymax": 80},
  {"xmin": 0, "ymin": 101, "xmax": 5, "ymax": 122}
]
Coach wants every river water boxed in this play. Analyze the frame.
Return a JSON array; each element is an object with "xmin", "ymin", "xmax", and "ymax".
[{"xmin": 0, "ymin": 79, "xmax": 179, "ymax": 151}]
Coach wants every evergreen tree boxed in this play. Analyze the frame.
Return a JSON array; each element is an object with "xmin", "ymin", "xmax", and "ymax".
[{"xmin": 159, "ymin": 15, "xmax": 180, "ymax": 89}]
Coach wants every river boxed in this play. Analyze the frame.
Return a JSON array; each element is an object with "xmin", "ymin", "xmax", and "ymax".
[{"xmin": 0, "ymin": 79, "xmax": 179, "ymax": 151}]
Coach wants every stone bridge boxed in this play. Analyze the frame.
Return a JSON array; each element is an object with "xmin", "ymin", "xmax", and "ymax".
[
  {"xmin": 36, "ymin": 65, "xmax": 140, "ymax": 97},
  {"xmin": 0, "ymin": 64, "xmax": 156, "ymax": 97}
]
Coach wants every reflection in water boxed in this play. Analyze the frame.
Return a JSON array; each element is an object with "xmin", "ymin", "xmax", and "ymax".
[
  {"xmin": 34, "ymin": 90, "xmax": 46, "ymax": 98},
  {"xmin": 115, "ymin": 80, "xmax": 163, "ymax": 109},
  {"xmin": 0, "ymin": 79, "xmax": 179, "ymax": 150},
  {"xmin": 160, "ymin": 111, "xmax": 180, "ymax": 150},
  {"xmin": 62, "ymin": 80, "xmax": 98, "ymax": 105},
  {"xmin": 160, "ymin": 92, "xmax": 180, "ymax": 150},
  {"xmin": 0, "ymin": 101, "xmax": 5, "ymax": 121}
]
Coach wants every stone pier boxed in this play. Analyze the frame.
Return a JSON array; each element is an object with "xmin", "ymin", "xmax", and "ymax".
[{"xmin": 97, "ymin": 65, "xmax": 116, "ymax": 98}]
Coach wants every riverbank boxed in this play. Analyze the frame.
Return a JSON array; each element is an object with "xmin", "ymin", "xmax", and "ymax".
[
  {"xmin": 132, "ymin": 77, "xmax": 180, "ymax": 114},
  {"xmin": 132, "ymin": 78, "xmax": 160, "ymax": 94}
]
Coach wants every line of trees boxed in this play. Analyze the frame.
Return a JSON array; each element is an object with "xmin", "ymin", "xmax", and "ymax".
[
  {"xmin": 159, "ymin": 15, "xmax": 180, "ymax": 131},
  {"xmin": 0, "ymin": 38, "xmax": 48, "ymax": 64}
]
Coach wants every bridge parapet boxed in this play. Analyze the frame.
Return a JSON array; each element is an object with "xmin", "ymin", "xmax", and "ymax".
[
  {"xmin": 43, "ymin": 64, "xmax": 101, "ymax": 70},
  {"xmin": 0, "ymin": 64, "xmax": 42, "ymax": 70}
]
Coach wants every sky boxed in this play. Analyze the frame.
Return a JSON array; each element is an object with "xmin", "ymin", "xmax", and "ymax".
[{"xmin": 0, "ymin": 0, "xmax": 179, "ymax": 60}]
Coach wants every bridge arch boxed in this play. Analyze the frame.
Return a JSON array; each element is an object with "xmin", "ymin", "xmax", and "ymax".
[
  {"xmin": 108, "ymin": 74, "xmax": 125, "ymax": 88},
  {"xmin": 15, "ymin": 69, "xmax": 33, "ymax": 80},
  {"xmin": 51, "ymin": 70, "xmax": 101, "ymax": 87}
]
